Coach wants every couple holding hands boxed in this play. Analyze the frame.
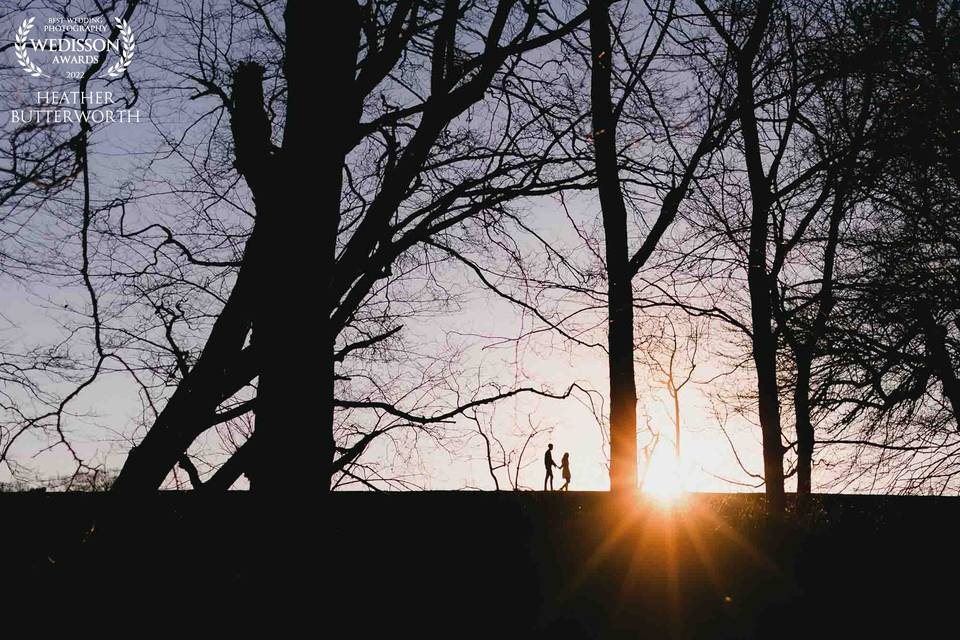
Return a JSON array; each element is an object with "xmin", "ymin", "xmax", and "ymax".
[{"xmin": 544, "ymin": 443, "xmax": 571, "ymax": 491}]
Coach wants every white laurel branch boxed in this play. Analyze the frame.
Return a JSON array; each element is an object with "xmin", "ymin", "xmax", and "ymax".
[
  {"xmin": 14, "ymin": 17, "xmax": 46, "ymax": 78},
  {"xmin": 103, "ymin": 17, "xmax": 135, "ymax": 78}
]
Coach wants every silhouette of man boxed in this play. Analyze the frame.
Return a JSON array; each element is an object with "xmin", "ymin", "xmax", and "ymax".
[{"xmin": 544, "ymin": 443, "xmax": 560, "ymax": 491}]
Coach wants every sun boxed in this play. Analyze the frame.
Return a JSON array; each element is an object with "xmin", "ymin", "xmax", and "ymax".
[{"xmin": 641, "ymin": 445, "xmax": 687, "ymax": 506}]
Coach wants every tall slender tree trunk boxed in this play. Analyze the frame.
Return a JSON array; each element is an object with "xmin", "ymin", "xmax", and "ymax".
[
  {"xmin": 748, "ymin": 255, "xmax": 786, "ymax": 513},
  {"xmin": 795, "ymin": 354, "xmax": 814, "ymax": 499},
  {"xmin": 794, "ymin": 169, "xmax": 855, "ymax": 508},
  {"xmin": 736, "ymin": 0, "xmax": 785, "ymax": 513},
  {"xmin": 793, "ymin": 211, "xmax": 839, "ymax": 507},
  {"xmin": 673, "ymin": 385, "xmax": 681, "ymax": 460},
  {"xmin": 590, "ymin": 0, "xmax": 638, "ymax": 493}
]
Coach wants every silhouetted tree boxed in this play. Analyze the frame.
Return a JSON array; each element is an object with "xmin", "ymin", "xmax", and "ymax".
[
  {"xmin": 809, "ymin": 0, "xmax": 960, "ymax": 493},
  {"xmin": 640, "ymin": 316, "xmax": 702, "ymax": 460},
  {"xmin": 583, "ymin": 0, "xmax": 735, "ymax": 492},
  {"xmin": 109, "ymin": 1, "xmax": 593, "ymax": 495}
]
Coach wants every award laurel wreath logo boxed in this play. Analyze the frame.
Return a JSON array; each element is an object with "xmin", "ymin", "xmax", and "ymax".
[
  {"xmin": 103, "ymin": 18, "xmax": 136, "ymax": 78},
  {"xmin": 14, "ymin": 18, "xmax": 45, "ymax": 78},
  {"xmin": 13, "ymin": 16, "xmax": 136, "ymax": 79}
]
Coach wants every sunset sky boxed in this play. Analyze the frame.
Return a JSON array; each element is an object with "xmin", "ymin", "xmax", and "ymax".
[{"xmin": 0, "ymin": 0, "xmax": 895, "ymax": 495}]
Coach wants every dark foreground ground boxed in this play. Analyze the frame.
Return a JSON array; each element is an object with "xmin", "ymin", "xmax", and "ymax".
[{"xmin": 1, "ymin": 491, "xmax": 957, "ymax": 637}]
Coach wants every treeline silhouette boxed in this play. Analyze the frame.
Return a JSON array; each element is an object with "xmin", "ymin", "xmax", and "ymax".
[{"xmin": 0, "ymin": 2, "xmax": 957, "ymax": 512}]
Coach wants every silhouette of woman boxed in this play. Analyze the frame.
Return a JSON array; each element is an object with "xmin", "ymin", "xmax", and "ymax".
[{"xmin": 560, "ymin": 452, "xmax": 571, "ymax": 491}]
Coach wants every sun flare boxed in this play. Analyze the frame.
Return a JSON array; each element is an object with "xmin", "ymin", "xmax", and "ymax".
[{"xmin": 641, "ymin": 446, "xmax": 687, "ymax": 506}]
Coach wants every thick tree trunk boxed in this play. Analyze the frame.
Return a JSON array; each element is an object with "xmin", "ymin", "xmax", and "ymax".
[
  {"xmin": 249, "ymin": 2, "xmax": 358, "ymax": 493},
  {"xmin": 237, "ymin": 1, "xmax": 360, "ymax": 617},
  {"xmin": 590, "ymin": 0, "xmax": 638, "ymax": 493}
]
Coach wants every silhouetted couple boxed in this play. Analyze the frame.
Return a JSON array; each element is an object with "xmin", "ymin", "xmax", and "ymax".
[{"xmin": 544, "ymin": 443, "xmax": 571, "ymax": 491}]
